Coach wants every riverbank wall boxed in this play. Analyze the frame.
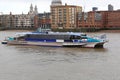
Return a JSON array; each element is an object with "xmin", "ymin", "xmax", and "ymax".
[{"xmin": 1, "ymin": 27, "xmax": 120, "ymax": 32}]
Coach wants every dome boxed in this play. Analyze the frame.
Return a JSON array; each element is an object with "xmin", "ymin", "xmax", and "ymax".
[{"xmin": 51, "ymin": 0, "xmax": 62, "ymax": 6}]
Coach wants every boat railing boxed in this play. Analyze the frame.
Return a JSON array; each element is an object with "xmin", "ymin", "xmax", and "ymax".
[{"xmin": 93, "ymin": 34, "xmax": 108, "ymax": 42}]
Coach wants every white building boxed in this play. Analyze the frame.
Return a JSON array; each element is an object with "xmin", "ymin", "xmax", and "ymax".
[
  {"xmin": 0, "ymin": 4, "xmax": 38, "ymax": 29},
  {"xmin": 13, "ymin": 14, "xmax": 32, "ymax": 28},
  {"xmin": 13, "ymin": 4, "xmax": 38, "ymax": 29}
]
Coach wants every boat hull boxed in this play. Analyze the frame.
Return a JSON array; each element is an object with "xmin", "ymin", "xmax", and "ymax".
[{"xmin": 7, "ymin": 40, "xmax": 105, "ymax": 48}]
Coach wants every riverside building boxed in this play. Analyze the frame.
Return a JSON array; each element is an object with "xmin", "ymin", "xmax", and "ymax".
[
  {"xmin": 77, "ymin": 10, "xmax": 120, "ymax": 29},
  {"xmin": 0, "ymin": 4, "xmax": 38, "ymax": 30},
  {"xmin": 50, "ymin": 0, "xmax": 82, "ymax": 29},
  {"xmin": 34, "ymin": 12, "xmax": 51, "ymax": 29}
]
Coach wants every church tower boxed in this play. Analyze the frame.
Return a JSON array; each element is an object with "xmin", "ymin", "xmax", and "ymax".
[
  {"xmin": 30, "ymin": 4, "xmax": 33, "ymax": 13},
  {"xmin": 29, "ymin": 4, "xmax": 38, "ymax": 16},
  {"xmin": 34, "ymin": 5, "xmax": 38, "ymax": 15}
]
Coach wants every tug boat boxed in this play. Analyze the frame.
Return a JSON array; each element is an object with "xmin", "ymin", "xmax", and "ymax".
[{"xmin": 1, "ymin": 29, "xmax": 108, "ymax": 48}]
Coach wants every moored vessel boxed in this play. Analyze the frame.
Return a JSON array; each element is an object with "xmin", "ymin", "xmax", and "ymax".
[
  {"xmin": 1, "ymin": 30, "xmax": 108, "ymax": 48},
  {"xmin": 1, "ymin": 40, "xmax": 7, "ymax": 44}
]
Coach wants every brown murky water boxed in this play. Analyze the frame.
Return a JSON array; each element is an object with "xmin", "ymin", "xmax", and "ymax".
[{"xmin": 0, "ymin": 30, "xmax": 120, "ymax": 80}]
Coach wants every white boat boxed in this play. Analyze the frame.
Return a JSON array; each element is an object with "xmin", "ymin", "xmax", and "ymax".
[
  {"xmin": 2, "ymin": 31, "xmax": 108, "ymax": 48},
  {"xmin": 1, "ymin": 40, "xmax": 7, "ymax": 44}
]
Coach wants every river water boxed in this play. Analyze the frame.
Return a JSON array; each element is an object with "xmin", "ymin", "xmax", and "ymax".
[{"xmin": 0, "ymin": 30, "xmax": 120, "ymax": 80}]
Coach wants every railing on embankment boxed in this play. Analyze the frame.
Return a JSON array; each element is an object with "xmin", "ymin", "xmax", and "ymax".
[
  {"xmin": 52, "ymin": 27, "xmax": 102, "ymax": 32},
  {"xmin": 0, "ymin": 27, "xmax": 6, "ymax": 30}
]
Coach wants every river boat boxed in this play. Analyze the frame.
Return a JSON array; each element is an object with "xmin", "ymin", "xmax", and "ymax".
[
  {"xmin": 1, "ymin": 40, "xmax": 7, "ymax": 44},
  {"xmin": 2, "ymin": 30, "xmax": 108, "ymax": 48}
]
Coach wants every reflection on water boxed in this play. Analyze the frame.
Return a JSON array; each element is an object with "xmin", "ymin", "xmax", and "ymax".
[{"xmin": 0, "ymin": 30, "xmax": 120, "ymax": 80}]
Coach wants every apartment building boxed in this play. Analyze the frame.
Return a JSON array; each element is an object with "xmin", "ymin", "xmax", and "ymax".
[{"xmin": 50, "ymin": 0, "xmax": 82, "ymax": 29}]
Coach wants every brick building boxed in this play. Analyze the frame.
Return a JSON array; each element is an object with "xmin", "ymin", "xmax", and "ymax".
[
  {"xmin": 107, "ymin": 11, "xmax": 120, "ymax": 28},
  {"xmin": 77, "ymin": 11, "xmax": 120, "ymax": 29},
  {"xmin": 34, "ymin": 12, "xmax": 51, "ymax": 29}
]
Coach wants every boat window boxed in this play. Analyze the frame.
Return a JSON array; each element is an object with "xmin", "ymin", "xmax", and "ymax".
[
  {"xmin": 76, "ymin": 36, "xmax": 82, "ymax": 39},
  {"xmin": 27, "ymin": 34, "xmax": 30, "ymax": 38},
  {"xmin": 25, "ymin": 34, "xmax": 71, "ymax": 40},
  {"xmin": 18, "ymin": 36, "xmax": 25, "ymax": 39},
  {"xmin": 81, "ymin": 36, "xmax": 87, "ymax": 39},
  {"xmin": 70, "ymin": 35, "xmax": 82, "ymax": 39},
  {"xmin": 81, "ymin": 34, "xmax": 87, "ymax": 36},
  {"xmin": 70, "ymin": 35, "xmax": 75, "ymax": 39}
]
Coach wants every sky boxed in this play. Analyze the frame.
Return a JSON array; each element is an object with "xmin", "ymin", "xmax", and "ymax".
[{"xmin": 0, "ymin": 0, "xmax": 120, "ymax": 14}]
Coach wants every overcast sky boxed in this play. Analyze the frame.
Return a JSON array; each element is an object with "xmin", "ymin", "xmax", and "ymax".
[{"xmin": 0, "ymin": 0, "xmax": 120, "ymax": 14}]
